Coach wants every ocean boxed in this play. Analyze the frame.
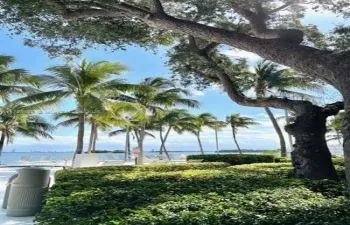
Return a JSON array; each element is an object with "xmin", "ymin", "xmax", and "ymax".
[{"xmin": 0, "ymin": 144, "xmax": 344, "ymax": 165}]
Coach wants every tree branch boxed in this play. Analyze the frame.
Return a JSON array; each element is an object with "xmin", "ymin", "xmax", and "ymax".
[
  {"xmin": 59, "ymin": 0, "xmax": 339, "ymax": 85},
  {"xmin": 148, "ymin": 0, "xmax": 166, "ymax": 15},
  {"xmin": 268, "ymin": 1, "xmax": 298, "ymax": 14},
  {"xmin": 229, "ymin": 1, "xmax": 303, "ymax": 43},
  {"xmin": 322, "ymin": 101, "xmax": 344, "ymax": 116},
  {"xmin": 186, "ymin": 37, "xmax": 313, "ymax": 113}
]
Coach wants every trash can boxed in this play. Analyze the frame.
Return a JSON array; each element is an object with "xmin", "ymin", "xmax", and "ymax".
[{"xmin": 5, "ymin": 167, "xmax": 50, "ymax": 217}]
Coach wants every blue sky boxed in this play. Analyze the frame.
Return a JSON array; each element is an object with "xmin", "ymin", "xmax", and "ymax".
[{"xmin": 0, "ymin": 7, "xmax": 346, "ymax": 153}]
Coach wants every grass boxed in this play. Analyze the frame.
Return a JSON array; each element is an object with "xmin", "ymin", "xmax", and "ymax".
[{"xmin": 35, "ymin": 162, "xmax": 350, "ymax": 225}]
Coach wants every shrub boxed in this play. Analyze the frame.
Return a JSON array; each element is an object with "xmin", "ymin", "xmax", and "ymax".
[
  {"xmin": 187, "ymin": 154, "xmax": 275, "ymax": 165},
  {"xmin": 35, "ymin": 162, "xmax": 349, "ymax": 225},
  {"xmin": 274, "ymin": 157, "xmax": 291, "ymax": 163},
  {"xmin": 333, "ymin": 157, "xmax": 345, "ymax": 166}
]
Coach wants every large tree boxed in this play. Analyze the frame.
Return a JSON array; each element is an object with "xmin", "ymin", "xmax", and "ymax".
[
  {"xmin": 1, "ymin": 0, "xmax": 350, "ymax": 183},
  {"xmin": 167, "ymin": 37, "xmax": 342, "ymax": 180}
]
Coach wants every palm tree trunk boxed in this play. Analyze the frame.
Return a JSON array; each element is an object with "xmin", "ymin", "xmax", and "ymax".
[
  {"xmin": 72, "ymin": 111, "xmax": 85, "ymax": 166},
  {"xmin": 232, "ymin": 130, "xmax": 242, "ymax": 154},
  {"xmin": 92, "ymin": 126, "xmax": 97, "ymax": 152},
  {"xmin": 336, "ymin": 130, "xmax": 342, "ymax": 145},
  {"xmin": 264, "ymin": 107, "xmax": 287, "ymax": 157},
  {"xmin": 159, "ymin": 128, "xmax": 164, "ymax": 155},
  {"xmin": 159, "ymin": 127, "xmax": 172, "ymax": 160},
  {"xmin": 0, "ymin": 132, "xmax": 6, "ymax": 164},
  {"xmin": 87, "ymin": 122, "xmax": 96, "ymax": 154},
  {"xmin": 75, "ymin": 112, "xmax": 85, "ymax": 154},
  {"xmin": 196, "ymin": 133, "xmax": 205, "ymax": 154},
  {"xmin": 137, "ymin": 125, "xmax": 145, "ymax": 165},
  {"xmin": 285, "ymin": 109, "xmax": 294, "ymax": 153},
  {"xmin": 215, "ymin": 128, "xmax": 219, "ymax": 154},
  {"xmin": 124, "ymin": 127, "xmax": 130, "ymax": 161}
]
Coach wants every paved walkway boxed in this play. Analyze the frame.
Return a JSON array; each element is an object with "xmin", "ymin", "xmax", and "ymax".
[{"xmin": 0, "ymin": 167, "xmax": 62, "ymax": 225}]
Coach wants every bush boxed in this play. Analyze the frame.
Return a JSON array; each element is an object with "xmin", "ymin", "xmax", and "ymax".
[
  {"xmin": 35, "ymin": 162, "xmax": 350, "ymax": 225},
  {"xmin": 333, "ymin": 157, "xmax": 345, "ymax": 166},
  {"xmin": 187, "ymin": 154, "xmax": 275, "ymax": 165},
  {"xmin": 274, "ymin": 157, "xmax": 291, "ymax": 163}
]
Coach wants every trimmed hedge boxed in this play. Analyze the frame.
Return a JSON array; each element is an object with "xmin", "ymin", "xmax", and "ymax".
[
  {"xmin": 274, "ymin": 157, "xmax": 291, "ymax": 163},
  {"xmin": 35, "ymin": 162, "xmax": 349, "ymax": 225},
  {"xmin": 187, "ymin": 154, "xmax": 275, "ymax": 165}
]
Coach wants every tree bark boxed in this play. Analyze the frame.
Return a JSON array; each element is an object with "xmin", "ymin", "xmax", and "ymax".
[
  {"xmin": 285, "ymin": 109, "xmax": 294, "ymax": 153},
  {"xmin": 264, "ymin": 107, "xmax": 287, "ymax": 157},
  {"xmin": 342, "ymin": 98, "xmax": 350, "ymax": 190},
  {"xmin": 196, "ymin": 133, "xmax": 204, "ymax": 154},
  {"xmin": 285, "ymin": 107, "xmax": 338, "ymax": 180},
  {"xmin": 232, "ymin": 130, "xmax": 242, "ymax": 154},
  {"xmin": 0, "ymin": 132, "xmax": 6, "ymax": 163}
]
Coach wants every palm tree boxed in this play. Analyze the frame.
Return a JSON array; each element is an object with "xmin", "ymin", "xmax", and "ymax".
[
  {"xmin": 0, "ymin": 55, "xmax": 41, "ymax": 102},
  {"xmin": 15, "ymin": 59, "xmax": 133, "ymax": 159},
  {"xmin": 226, "ymin": 113, "xmax": 258, "ymax": 154},
  {"xmin": 152, "ymin": 109, "xmax": 197, "ymax": 160},
  {"xmin": 327, "ymin": 112, "xmax": 344, "ymax": 144},
  {"xmin": 251, "ymin": 60, "xmax": 323, "ymax": 157},
  {"xmin": 0, "ymin": 103, "xmax": 54, "ymax": 161},
  {"xmin": 55, "ymin": 102, "xmax": 142, "ymax": 153},
  {"xmin": 186, "ymin": 113, "xmax": 219, "ymax": 154},
  {"xmin": 114, "ymin": 77, "xmax": 199, "ymax": 164}
]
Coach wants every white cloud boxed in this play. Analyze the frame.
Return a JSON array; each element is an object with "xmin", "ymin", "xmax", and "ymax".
[{"xmin": 189, "ymin": 89, "xmax": 205, "ymax": 96}]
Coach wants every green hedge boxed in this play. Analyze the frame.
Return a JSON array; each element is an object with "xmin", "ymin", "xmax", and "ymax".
[
  {"xmin": 187, "ymin": 154, "xmax": 275, "ymax": 165},
  {"xmin": 333, "ymin": 157, "xmax": 344, "ymax": 166},
  {"xmin": 274, "ymin": 157, "xmax": 291, "ymax": 163},
  {"xmin": 35, "ymin": 162, "xmax": 349, "ymax": 225}
]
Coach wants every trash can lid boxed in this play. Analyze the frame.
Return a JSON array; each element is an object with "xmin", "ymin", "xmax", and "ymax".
[{"xmin": 17, "ymin": 167, "xmax": 49, "ymax": 172}]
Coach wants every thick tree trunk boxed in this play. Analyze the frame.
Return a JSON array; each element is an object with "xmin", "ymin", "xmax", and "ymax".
[
  {"xmin": 342, "ymin": 98, "xmax": 350, "ymax": 191},
  {"xmin": 0, "ymin": 132, "xmax": 6, "ymax": 163},
  {"xmin": 264, "ymin": 107, "xmax": 287, "ymax": 157},
  {"xmin": 232, "ymin": 131, "xmax": 242, "ymax": 154},
  {"xmin": 285, "ymin": 108, "xmax": 337, "ymax": 180},
  {"xmin": 196, "ymin": 133, "xmax": 204, "ymax": 154},
  {"xmin": 285, "ymin": 109, "xmax": 294, "ymax": 153}
]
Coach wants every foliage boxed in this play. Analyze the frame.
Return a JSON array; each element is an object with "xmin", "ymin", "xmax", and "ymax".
[
  {"xmin": 226, "ymin": 114, "xmax": 258, "ymax": 134},
  {"xmin": 332, "ymin": 157, "xmax": 345, "ymax": 166},
  {"xmin": 274, "ymin": 157, "xmax": 291, "ymax": 163},
  {"xmin": 0, "ymin": 103, "xmax": 54, "ymax": 150},
  {"xmin": 186, "ymin": 154, "xmax": 275, "ymax": 165},
  {"xmin": 327, "ymin": 112, "xmax": 344, "ymax": 143},
  {"xmin": 36, "ymin": 162, "xmax": 349, "ymax": 225}
]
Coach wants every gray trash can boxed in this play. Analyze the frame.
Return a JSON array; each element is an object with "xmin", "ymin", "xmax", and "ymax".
[{"xmin": 5, "ymin": 167, "xmax": 50, "ymax": 217}]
